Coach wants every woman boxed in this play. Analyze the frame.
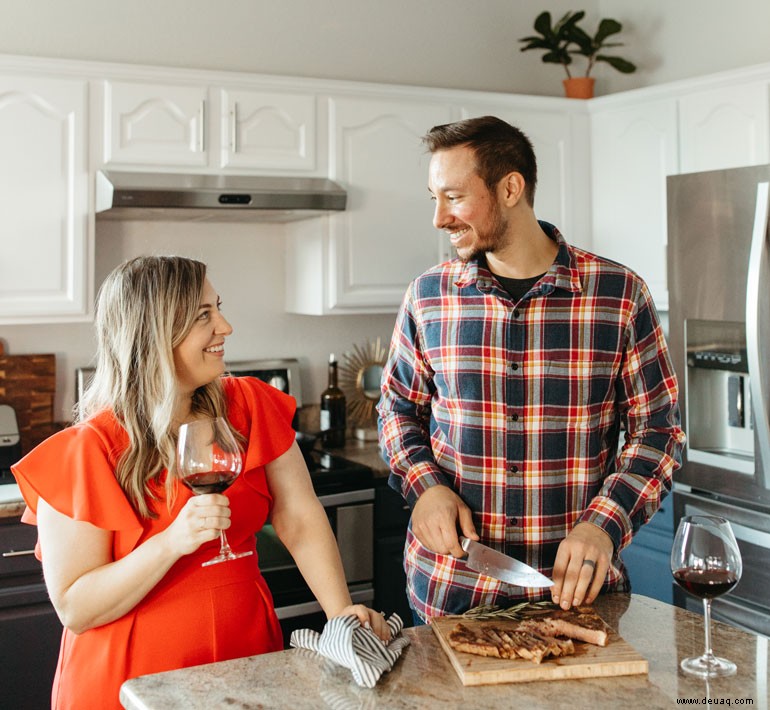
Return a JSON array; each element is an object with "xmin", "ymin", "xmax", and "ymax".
[{"xmin": 12, "ymin": 256, "xmax": 389, "ymax": 710}]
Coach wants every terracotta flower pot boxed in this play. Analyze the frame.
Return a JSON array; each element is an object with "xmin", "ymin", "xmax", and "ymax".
[{"xmin": 563, "ymin": 77, "xmax": 595, "ymax": 99}]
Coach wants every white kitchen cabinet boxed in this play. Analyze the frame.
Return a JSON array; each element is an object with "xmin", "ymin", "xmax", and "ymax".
[
  {"xmin": 591, "ymin": 98, "xmax": 679, "ymax": 311},
  {"xmin": 217, "ymin": 88, "xmax": 317, "ymax": 171},
  {"xmin": 0, "ymin": 73, "xmax": 90, "ymax": 323},
  {"xmin": 679, "ymin": 82, "xmax": 770, "ymax": 173},
  {"xmin": 458, "ymin": 101, "xmax": 591, "ymax": 250},
  {"xmin": 100, "ymin": 79, "xmax": 320, "ymax": 173},
  {"xmin": 101, "ymin": 79, "xmax": 209, "ymax": 168},
  {"xmin": 286, "ymin": 94, "xmax": 453, "ymax": 314}
]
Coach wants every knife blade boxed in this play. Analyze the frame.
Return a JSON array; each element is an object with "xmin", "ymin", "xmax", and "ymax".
[{"xmin": 460, "ymin": 537, "xmax": 554, "ymax": 588}]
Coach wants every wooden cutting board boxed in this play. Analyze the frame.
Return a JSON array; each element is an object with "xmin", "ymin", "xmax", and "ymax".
[
  {"xmin": 431, "ymin": 615, "xmax": 648, "ymax": 686},
  {"xmin": 0, "ymin": 342, "xmax": 58, "ymax": 454}
]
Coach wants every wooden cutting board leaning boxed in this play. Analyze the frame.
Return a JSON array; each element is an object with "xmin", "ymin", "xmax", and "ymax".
[
  {"xmin": 0, "ymin": 342, "xmax": 58, "ymax": 455},
  {"xmin": 431, "ymin": 613, "xmax": 648, "ymax": 685}
]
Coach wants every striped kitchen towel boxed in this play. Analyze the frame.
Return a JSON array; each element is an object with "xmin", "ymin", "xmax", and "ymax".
[{"xmin": 290, "ymin": 613, "xmax": 410, "ymax": 688}]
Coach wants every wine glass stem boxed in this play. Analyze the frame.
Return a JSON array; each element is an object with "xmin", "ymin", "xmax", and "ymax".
[
  {"xmin": 702, "ymin": 598, "xmax": 714, "ymax": 663},
  {"xmin": 218, "ymin": 530, "xmax": 233, "ymax": 556}
]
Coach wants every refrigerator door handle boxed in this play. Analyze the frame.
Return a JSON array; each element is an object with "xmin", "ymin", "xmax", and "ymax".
[{"xmin": 746, "ymin": 181, "xmax": 770, "ymax": 489}]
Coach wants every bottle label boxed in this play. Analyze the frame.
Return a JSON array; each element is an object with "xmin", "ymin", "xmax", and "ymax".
[{"xmin": 320, "ymin": 410, "xmax": 331, "ymax": 431}]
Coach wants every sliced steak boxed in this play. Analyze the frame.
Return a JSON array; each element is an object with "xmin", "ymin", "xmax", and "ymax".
[
  {"xmin": 447, "ymin": 622, "xmax": 576, "ymax": 664},
  {"xmin": 520, "ymin": 605, "xmax": 611, "ymax": 647}
]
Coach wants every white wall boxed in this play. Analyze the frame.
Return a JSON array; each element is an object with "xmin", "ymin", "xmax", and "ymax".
[
  {"xmin": 595, "ymin": 0, "xmax": 770, "ymax": 95},
  {"xmin": 2, "ymin": 0, "xmax": 770, "ymax": 96}
]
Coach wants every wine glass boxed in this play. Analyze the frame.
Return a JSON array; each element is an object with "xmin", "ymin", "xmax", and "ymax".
[
  {"xmin": 671, "ymin": 515, "xmax": 742, "ymax": 677},
  {"xmin": 176, "ymin": 417, "xmax": 252, "ymax": 567}
]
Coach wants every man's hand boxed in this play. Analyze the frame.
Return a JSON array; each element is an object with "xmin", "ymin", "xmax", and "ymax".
[
  {"xmin": 411, "ymin": 485, "xmax": 478, "ymax": 558},
  {"xmin": 551, "ymin": 522, "xmax": 614, "ymax": 610}
]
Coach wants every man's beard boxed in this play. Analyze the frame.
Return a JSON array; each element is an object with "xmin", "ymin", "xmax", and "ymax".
[{"xmin": 457, "ymin": 202, "xmax": 509, "ymax": 263}]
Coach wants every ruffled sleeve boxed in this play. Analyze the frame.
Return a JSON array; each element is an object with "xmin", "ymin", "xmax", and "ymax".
[
  {"xmin": 10, "ymin": 411, "xmax": 145, "ymax": 557},
  {"xmin": 223, "ymin": 376, "xmax": 297, "ymax": 474}
]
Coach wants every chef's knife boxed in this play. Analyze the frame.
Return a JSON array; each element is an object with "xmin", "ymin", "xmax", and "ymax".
[{"xmin": 460, "ymin": 537, "xmax": 554, "ymax": 588}]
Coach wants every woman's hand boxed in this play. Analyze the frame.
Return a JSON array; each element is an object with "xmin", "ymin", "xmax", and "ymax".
[
  {"xmin": 163, "ymin": 494, "xmax": 232, "ymax": 556},
  {"xmin": 336, "ymin": 604, "xmax": 392, "ymax": 643}
]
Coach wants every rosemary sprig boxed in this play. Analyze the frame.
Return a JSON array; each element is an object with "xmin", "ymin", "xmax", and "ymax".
[{"xmin": 461, "ymin": 600, "xmax": 557, "ymax": 621}]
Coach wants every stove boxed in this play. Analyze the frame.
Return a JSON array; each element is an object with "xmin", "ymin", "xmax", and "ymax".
[{"xmin": 302, "ymin": 449, "xmax": 373, "ymax": 496}]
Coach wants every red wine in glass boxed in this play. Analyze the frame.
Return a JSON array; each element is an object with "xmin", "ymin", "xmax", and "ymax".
[
  {"xmin": 182, "ymin": 471, "xmax": 238, "ymax": 496},
  {"xmin": 670, "ymin": 515, "xmax": 742, "ymax": 678},
  {"xmin": 177, "ymin": 417, "xmax": 252, "ymax": 567},
  {"xmin": 672, "ymin": 568, "xmax": 739, "ymax": 599}
]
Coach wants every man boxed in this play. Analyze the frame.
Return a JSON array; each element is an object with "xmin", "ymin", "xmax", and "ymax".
[{"xmin": 377, "ymin": 116, "xmax": 684, "ymax": 624}]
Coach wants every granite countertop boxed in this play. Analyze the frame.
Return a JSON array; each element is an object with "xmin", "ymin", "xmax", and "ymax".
[
  {"xmin": 120, "ymin": 594, "xmax": 770, "ymax": 709},
  {"xmin": 0, "ymin": 484, "xmax": 25, "ymax": 518}
]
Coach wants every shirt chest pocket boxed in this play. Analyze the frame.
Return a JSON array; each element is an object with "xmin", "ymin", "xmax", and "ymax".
[{"xmin": 540, "ymin": 354, "xmax": 619, "ymax": 428}]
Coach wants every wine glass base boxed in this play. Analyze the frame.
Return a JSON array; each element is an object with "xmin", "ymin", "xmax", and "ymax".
[
  {"xmin": 680, "ymin": 654, "xmax": 737, "ymax": 678},
  {"xmin": 201, "ymin": 550, "xmax": 253, "ymax": 567}
]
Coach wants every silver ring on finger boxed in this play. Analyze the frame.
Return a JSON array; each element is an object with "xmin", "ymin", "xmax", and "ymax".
[{"xmin": 582, "ymin": 559, "xmax": 596, "ymax": 571}]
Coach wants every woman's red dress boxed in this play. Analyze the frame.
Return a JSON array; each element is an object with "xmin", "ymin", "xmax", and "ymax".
[{"xmin": 11, "ymin": 376, "xmax": 295, "ymax": 709}]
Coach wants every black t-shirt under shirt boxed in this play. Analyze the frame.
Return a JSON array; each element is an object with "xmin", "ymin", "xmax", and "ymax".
[{"xmin": 492, "ymin": 272, "xmax": 545, "ymax": 302}]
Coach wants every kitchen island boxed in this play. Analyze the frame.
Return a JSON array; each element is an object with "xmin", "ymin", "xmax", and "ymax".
[{"xmin": 120, "ymin": 594, "xmax": 769, "ymax": 709}]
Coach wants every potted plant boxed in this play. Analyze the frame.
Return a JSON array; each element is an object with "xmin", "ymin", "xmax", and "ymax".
[{"xmin": 518, "ymin": 11, "xmax": 637, "ymax": 99}]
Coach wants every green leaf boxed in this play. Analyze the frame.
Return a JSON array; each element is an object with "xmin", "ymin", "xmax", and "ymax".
[
  {"xmin": 543, "ymin": 51, "xmax": 572, "ymax": 65},
  {"xmin": 519, "ymin": 38, "xmax": 552, "ymax": 51},
  {"xmin": 595, "ymin": 18, "xmax": 623, "ymax": 44},
  {"xmin": 560, "ymin": 10, "xmax": 585, "ymax": 33},
  {"xmin": 533, "ymin": 11, "xmax": 553, "ymax": 37},
  {"xmin": 597, "ymin": 55, "xmax": 637, "ymax": 73}
]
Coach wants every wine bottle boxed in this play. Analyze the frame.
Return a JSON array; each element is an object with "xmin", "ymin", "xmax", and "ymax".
[{"xmin": 320, "ymin": 353, "xmax": 346, "ymax": 448}]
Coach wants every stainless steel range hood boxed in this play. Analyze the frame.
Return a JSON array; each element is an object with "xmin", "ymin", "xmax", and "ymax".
[{"xmin": 95, "ymin": 170, "xmax": 347, "ymax": 222}]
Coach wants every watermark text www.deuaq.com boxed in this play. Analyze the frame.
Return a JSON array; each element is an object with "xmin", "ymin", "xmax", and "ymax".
[{"xmin": 676, "ymin": 698, "xmax": 754, "ymax": 706}]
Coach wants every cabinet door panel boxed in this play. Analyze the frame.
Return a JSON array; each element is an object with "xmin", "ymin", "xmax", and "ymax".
[
  {"xmin": 0, "ymin": 75, "xmax": 89, "ymax": 321},
  {"xmin": 103, "ymin": 80, "xmax": 208, "ymax": 167},
  {"xmin": 591, "ymin": 100, "xmax": 678, "ymax": 311},
  {"xmin": 679, "ymin": 83, "xmax": 770, "ymax": 173},
  {"xmin": 0, "ymin": 600, "xmax": 61, "ymax": 710},
  {"xmin": 219, "ymin": 89, "xmax": 316, "ymax": 171},
  {"xmin": 328, "ymin": 96, "xmax": 452, "ymax": 310}
]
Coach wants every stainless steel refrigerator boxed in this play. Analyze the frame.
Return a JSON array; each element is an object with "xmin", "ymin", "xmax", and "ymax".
[{"xmin": 667, "ymin": 164, "xmax": 770, "ymax": 636}]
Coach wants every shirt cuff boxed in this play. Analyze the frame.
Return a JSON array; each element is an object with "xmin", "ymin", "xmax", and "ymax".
[
  {"xmin": 401, "ymin": 462, "xmax": 451, "ymax": 508},
  {"xmin": 577, "ymin": 496, "xmax": 633, "ymax": 552}
]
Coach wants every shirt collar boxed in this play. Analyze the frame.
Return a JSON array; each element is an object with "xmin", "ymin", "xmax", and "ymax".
[{"xmin": 453, "ymin": 221, "xmax": 583, "ymax": 296}]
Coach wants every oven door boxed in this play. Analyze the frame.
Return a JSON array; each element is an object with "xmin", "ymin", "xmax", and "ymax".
[
  {"xmin": 257, "ymin": 489, "xmax": 374, "ymax": 644},
  {"xmin": 674, "ymin": 487, "xmax": 770, "ymax": 637}
]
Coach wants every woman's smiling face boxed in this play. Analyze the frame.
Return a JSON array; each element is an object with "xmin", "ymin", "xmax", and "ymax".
[{"xmin": 173, "ymin": 278, "xmax": 233, "ymax": 396}]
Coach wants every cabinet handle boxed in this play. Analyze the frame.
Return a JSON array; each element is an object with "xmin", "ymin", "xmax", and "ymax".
[
  {"xmin": 198, "ymin": 101, "xmax": 206, "ymax": 153},
  {"xmin": 230, "ymin": 103, "xmax": 238, "ymax": 153},
  {"xmin": 2, "ymin": 549, "xmax": 35, "ymax": 557}
]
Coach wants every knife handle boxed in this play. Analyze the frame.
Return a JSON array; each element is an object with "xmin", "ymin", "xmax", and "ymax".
[{"xmin": 459, "ymin": 536, "xmax": 470, "ymax": 553}]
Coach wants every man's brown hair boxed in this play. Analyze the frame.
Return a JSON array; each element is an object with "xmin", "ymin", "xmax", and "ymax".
[{"xmin": 422, "ymin": 115, "xmax": 538, "ymax": 206}]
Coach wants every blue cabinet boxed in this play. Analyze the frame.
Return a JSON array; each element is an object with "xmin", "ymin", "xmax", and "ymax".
[{"xmin": 620, "ymin": 499, "xmax": 675, "ymax": 603}]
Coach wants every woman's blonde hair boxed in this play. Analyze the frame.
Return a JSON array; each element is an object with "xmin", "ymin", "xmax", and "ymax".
[{"xmin": 78, "ymin": 255, "xmax": 232, "ymax": 518}]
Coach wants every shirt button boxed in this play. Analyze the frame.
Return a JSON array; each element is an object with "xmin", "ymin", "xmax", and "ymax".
[
  {"xmin": 511, "ymin": 413, "xmax": 519, "ymax": 422},
  {"xmin": 509, "ymin": 517, "xmax": 518, "ymax": 526},
  {"xmin": 511, "ymin": 363, "xmax": 519, "ymax": 371},
  {"xmin": 513, "ymin": 308, "xmax": 521, "ymax": 318},
  {"xmin": 508, "ymin": 465, "xmax": 519, "ymax": 473}
]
